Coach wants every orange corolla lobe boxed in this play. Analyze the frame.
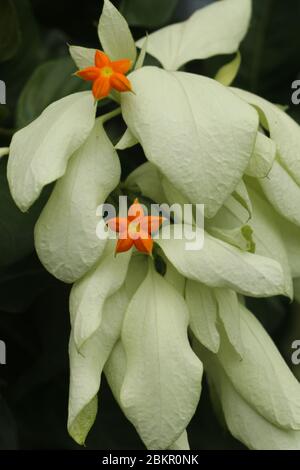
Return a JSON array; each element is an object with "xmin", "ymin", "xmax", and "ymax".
[
  {"xmin": 76, "ymin": 50, "xmax": 133, "ymax": 100},
  {"xmin": 107, "ymin": 199, "xmax": 165, "ymax": 255}
]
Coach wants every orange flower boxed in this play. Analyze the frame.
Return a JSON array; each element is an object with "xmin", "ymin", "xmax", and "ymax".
[
  {"xmin": 107, "ymin": 199, "xmax": 165, "ymax": 255},
  {"xmin": 75, "ymin": 50, "xmax": 133, "ymax": 100}
]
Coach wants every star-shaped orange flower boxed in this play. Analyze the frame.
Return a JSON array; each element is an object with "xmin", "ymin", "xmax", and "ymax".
[
  {"xmin": 107, "ymin": 199, "xmax": 165, "ymax": 255},
  {"xmin": 75, "ymin": 50, "xmax": 133, "ymax": 100}
]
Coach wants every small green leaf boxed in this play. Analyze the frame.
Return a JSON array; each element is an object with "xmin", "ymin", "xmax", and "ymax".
[
  {"xmin": 120, "ymin": 0, "xmax": 178, "ymax": 28},
  {"xmin": 0, "ymin": 0, "xmax": 21, "ymax": 62},
  {"xmin": 17, "ymin": 57, "xmax": 89, "ymax": 128},
  {"xmin": 215, "ymin": 52, "xmax": 241, "ymax": 86}
]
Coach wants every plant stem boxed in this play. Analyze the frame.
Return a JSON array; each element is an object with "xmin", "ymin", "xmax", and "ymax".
[{"xmin": 101, "ymin": 107, "xmax": 122, "ymax": 124}]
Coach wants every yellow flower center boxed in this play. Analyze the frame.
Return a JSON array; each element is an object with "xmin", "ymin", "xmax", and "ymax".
[
  {"xmin": 128, "ymin": 221, "xmax": 141, "ymax": 239},
  {"xmin": 101, "ymin": 66, "xmax": 113, "ymax": 78}
]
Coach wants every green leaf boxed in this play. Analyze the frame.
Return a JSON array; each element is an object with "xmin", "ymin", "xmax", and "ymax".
[
  {"xmin": 34, "ymin": 119, "xmax": 120, "ymax": 284},
  {"xmin": 0, "ymin": 0, "xmax": 42, "ymax": 110},
  {"xmin": 8, "ymin": 91, "xmax": 96, "ymax": 212},
  {"xmin": 0, "ymin": 158, "xmax": 48, "ymax": 267},
  {"xmin": 236, "ymin": 0, "xmax": 300, "ymax": 100},
  {"xmin": 98, "ymin": 0, "xmax": 137, "ymax": 63},
  {"xmin": 186, "ymin": 281, "xmax": 220, "ymax": 353},
  {"xmin": 68, "ymin": 286, "xmax": 129, "ymax": 445},
  {"xmin": 208, "ymin": 225, "xmax": 255, "ymax": 253},
  {"xmin": 136, "ymin": 0, "xmax": 251, "ymax": 70},
  {"xmin": 120, "ymin": 262, "xmax": 202, "ymax": 449},
  {"xmin": 0, "ymin": 254, "xmax": 51, "ymax": 313},
  {"xmin": 246, "ymin": 131, "xmax": 276, "ymax": 178},
  {"xmin": 157, "ymin": 225, "xmax": 286, "ymax": 298},
  {"xmin": 17, "ymin": 57, "xmax": 89, "ymax": 128},
  {"xmin": 0, "ymin": 396, "xmax": 17, "ymax": 449},
  {"xmin": 0, "ymin": 0, "xmax": 21, "ymax": 62},
  {"xmin": 122, "ymin": 67, "xmax": 258, "ymax": 218},
  {"xmin": 120, "ymin": 0, "xmax": 178, "ymax": 28},
  {"xmin": 215, "ymin": 52, "xmax": 241, "ymax": 87},
  {"xmin": 70, "ymin": 242, "xmax": 131, "ymax": 350}
]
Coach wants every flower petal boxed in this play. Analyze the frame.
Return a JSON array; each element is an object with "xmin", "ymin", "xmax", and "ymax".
[
  {"xmin": 76, "ymin": 66, "xmax": 100, "ymax": 81},
  {"xmin": 116, "ymin": 237, "xmax": 134, "ymax": 254},
  {"xmin": 134, "ymin": 235, "xmax": 153, "ymax": 254},
  {"xmin": 140, "ymin": 215, "xmax": 165, "ymax": 234},
  {"xmin": 111, "ymin": 59, "xmax": 132, "ymax": 74},
  {"xmin": 110, "ymin": 72, "xmax": 132, "ymax": 92},
  {"xmin": 94, "ymin": 50, "xmax": 110, "ymax": 68},
  {"xmin": 128, "ymin": 198, "xmax": 145, "ymax": 221},
  {"xmin": 92, "ymin": 76, "xmax": 111, "ymax": 100}
]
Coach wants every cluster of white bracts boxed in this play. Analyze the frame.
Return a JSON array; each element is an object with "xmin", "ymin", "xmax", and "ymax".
[{"xmin": 6, "ymin": 0, "xmax": 300, "ymax": 450}]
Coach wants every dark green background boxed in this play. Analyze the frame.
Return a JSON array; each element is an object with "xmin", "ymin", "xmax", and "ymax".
[{"xmin": 0, "ymin": 0, "xmax": 299, "ymax": 449}]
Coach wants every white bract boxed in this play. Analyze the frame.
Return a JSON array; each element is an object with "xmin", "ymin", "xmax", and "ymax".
[{"xmin": 6, "ymin": 0, "xmax": 300, "ymax": 451}]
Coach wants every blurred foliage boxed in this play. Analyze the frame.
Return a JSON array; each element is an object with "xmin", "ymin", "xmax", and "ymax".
[
  {"xmin": 0, "ymin": 0, "xmax": 299, "ymax": 450},
  {"xmin": 120, "ymin": 0, "xmax": 179, "ymax": 28}
]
